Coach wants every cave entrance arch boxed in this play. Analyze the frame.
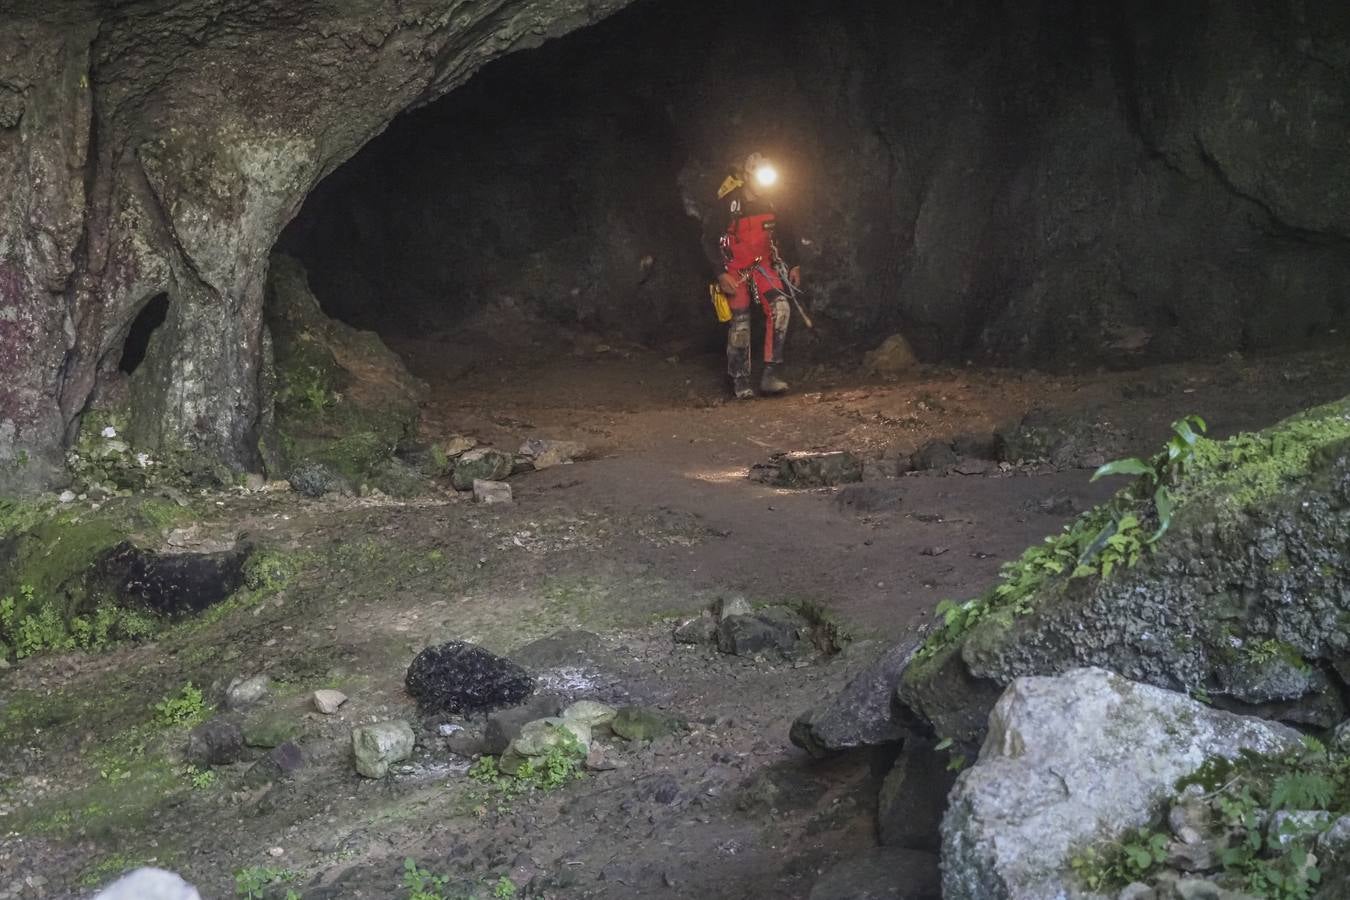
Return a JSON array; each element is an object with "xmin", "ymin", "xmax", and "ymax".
[{"xmin": 276, "ymin": 0, "xmax": 760, "ymax": 392}]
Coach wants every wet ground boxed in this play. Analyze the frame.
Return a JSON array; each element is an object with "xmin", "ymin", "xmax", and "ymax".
[{"xmin": 3, "ymin": 322, "xmax": 1348, "ymax": 899}]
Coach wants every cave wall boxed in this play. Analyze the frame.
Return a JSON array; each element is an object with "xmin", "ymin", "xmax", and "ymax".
[
  {"xmin": 1, "ymin": 0, "xmax": 1347, "ymax": 494},
  {"xmin": 283, "ymin": 0, "xmax": 1350, "ymax": 366},
  {"xmin": 0, "ymin": 0, "xmax": 632, "ymax": 495}
]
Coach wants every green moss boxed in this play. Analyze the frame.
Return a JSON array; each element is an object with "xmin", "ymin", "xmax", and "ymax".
[
  {"xmin": 1178, "ymin": 397, "xmax": 1350, "ymax": 513},
  {"xmin": 0, "ymin": 497, "xmax": 196, "ymax": 659}
]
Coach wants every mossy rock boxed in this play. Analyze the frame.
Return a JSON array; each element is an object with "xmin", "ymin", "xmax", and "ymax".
[
  {"xmin": 0, "ymin": 497, "xmax": 243, "ymax": 660},
  {"xmin": 900, "ymin": 396, "xmax": 1350, "ymax": 743},
  {"xmin": 261, "ymin": 254, "xmax": 428, "ymax": 487},
  {"xmin": 611, "ymin": 706, "xmax": 686, "ymax": 742}
]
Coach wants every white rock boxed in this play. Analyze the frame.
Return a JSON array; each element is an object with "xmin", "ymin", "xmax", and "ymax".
[
  {"xmin": 942, "ymin": 667, "xmax": 1302, "ymax": 900},
  {"xmin": 352, "ymin": 720, "xmax": 415, "ymax": 778},
  {"xmin": 312, "ymin": 689, "xmax": 348, "ymax": 715},
  {"xmin": 473, "ymin": 479, "xmax": 512, "ymax": 504},
  {"xmin": 93, "ymin": 868, "xmax": 200, "ymax": 900},
  {"xmin": 101, "ymin": 425, "xmax": 117, "ymax": 438},
  {"xmin": 58, "ymin": 490, "xmax": 76, "ymax": 503},
  {"xmin": 225, "ymin": 674, "xmax": 271, "ymax": 710}
]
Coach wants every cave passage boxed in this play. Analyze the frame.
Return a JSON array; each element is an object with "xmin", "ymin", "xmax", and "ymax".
[
  {"xmin": 281, "ymin": 0, "xmax": 728, "ymax": 362},
  {"xmin": 281, "ymin": 0, "xmax": 1350, "ymax": 388}
]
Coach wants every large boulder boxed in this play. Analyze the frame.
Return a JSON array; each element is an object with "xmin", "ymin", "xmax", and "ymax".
[
  {"xmin": 942, "ymin": 668, "xmax": 1301, "ymax": 900},
  {"xmin": 900, "ymin": 398, "xmax": 1350, "ymax": 744},
  {"xmin": 261, "ymin": 254, "xmax": 427, "ymax": 487},
  {"xmin": 405, "ymin": 641, "xmax": 536, "ymax": 714}
]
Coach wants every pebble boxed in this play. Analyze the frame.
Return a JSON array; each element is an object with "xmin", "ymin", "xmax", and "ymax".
[{"xmin": 312, "ymin": 689, "xmax": 348, "ymax": 715}]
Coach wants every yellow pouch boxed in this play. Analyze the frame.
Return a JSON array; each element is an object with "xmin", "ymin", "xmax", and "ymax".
[{"xmin": 710, "ymin": 284, "xmax": 732, "ymax": 323}]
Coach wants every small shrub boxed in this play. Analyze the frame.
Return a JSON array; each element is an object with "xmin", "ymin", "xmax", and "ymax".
[
  {"xmin": 153, "ymin": 682, "xmax": 208, "ymax": 728},
  {"xmin": 234, "ymin": 866, "xmax": 295, "ymax": 899},
  {"xmin": 403, "ymin": 858, "xmax": 448, "ymax": 900}
]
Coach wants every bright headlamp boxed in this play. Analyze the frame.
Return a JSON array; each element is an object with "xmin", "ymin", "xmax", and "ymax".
[{"xmin": 753, "ymin": 163, "xmax": 779, "ymax": 188}]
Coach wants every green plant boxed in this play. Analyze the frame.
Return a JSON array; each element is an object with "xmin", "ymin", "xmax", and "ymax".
[
  {"xmin": 492, "ymin": 876, "xmax": 518, "ymax": 899},
  {"xmin": 469, "ymin": 727, "xmax": 587, "ymax": 797},
  {"xmin": 1069, "ymin": 829, "xmax": 1170, "ymax": 891},
  {"xmin": 153, "ymin": 682, "xmax": 209, "ymax": 728},
  {"xmin": 1091, "ymin": 415, "xmax": 1206, "ymax": 543},
  {"xmin": 186, "ymin": 765, "xmax": 216, "ymax": 790},
  {"xmin": 403, "ymin": 857, "xmax": 448, "ymax": 900},
  {"xmin": 234, "ymin": 866, "xmax": 295, "ymax": 899}
]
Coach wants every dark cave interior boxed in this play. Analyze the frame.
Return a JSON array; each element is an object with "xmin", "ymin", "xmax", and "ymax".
[{"xmin": 280, "ymin": 0, "xmax": 1350, "ymax": 374}]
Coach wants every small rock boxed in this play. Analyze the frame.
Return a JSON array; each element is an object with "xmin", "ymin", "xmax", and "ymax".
[
  {"xmin": 351, "ymin": 721, "xmax": 415, "ymax": 778},
  {"xmin": 715, "ymin": 595, "xmax": 754, "ymax": 620},
  {"xmin": 716, "ymin": 608, "xmax": 806, "ymax": 657},
  {"xmin": 585, "ymin": 748, "xmax": 617, "ymax": 771},
  {"xmin": 92, "ymin": 868, "xmax": 201, "ymax": 900},
  {"xmin": 862, "ymin": 334, "xmax": 919, "ymax": 376},
  {"xmin": 225, "ymin": 674, "xmax": 271, "ymax": 710},
  {"xmin": 472, "ymin": 479, "xmax": 513, "ymax": 504},
  {"xmin": 451, "ymin": 448, "xmax": 513, "ymax": 490},
  {"xmin": 636, "ymin": 773, "xmax": 680, "ymax": 804},
  {"xmin": 59, "ymin": 489, "xmax": 76, "ymax": 503},
  {"xmin": 287, "ymin": 461, "xmax": 351, "ymax": 498},
  {"xmin": 441, "ymin": 434, "xmax": 477, "ymax": 460},
  {"xmin": 484, "ymin": 694, "xmax": 563, "ymax": 754},
  {"xmin": 185, "ymin": 717, "xmax": 245, "ymax": 766},
  {"xmin": 405, "ymin": 640, "xmax": 535, "ymax": 714},
  {"xmin": 446, "ymin": 729, "xmax": 487, "ymax": 757},
  {"xmin": 913, "ymin": 440, "xmax": 958, "ymax": 471},
  {"xmin": 611, "ymin": 706, "xmax": 686, "ymax": 742},
  {"xmin": 511, "ymin": 717, "xmax": 591, "ymax": 757},
  {"xmin": 561, "ymin": 700, "xmax": 617, "ymax": 729},
  {"xmin": 312, "ymin": 689, "xmax": 348, "ymax": 715},
  {"xmin": 673, "ymin": 615, "xmax": 717, "ymax": 644},
  {"xmin": 243, "ymin": 473, "xmax": 266, "ymax": 492},
  {"xmin": 754, "ymin": 450, "xmax": 863, "ymax": 487},
  {"xmin": 519, "ymin": 438, "xmax": 587, "ymax": 469}
]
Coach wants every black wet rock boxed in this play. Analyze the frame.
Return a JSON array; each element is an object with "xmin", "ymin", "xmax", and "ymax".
[
  {"xmin": 405, "ymin": 641, "xmax": 535, "ymax": 714},
  {"xmin": 790, "ymin": 635, "xmax": 924, "ymax": 758},
  {"xmin": 716, "ymin": 608, "xmax": 807, "ymax": 657},
  {"xmin": 186, "ymin": 717, "xmax": 245, "ymax": 766}
]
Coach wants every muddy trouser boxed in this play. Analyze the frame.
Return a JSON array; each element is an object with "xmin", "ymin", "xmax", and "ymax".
[{"xmin": 726, "ymin": 267, "xmax": 791, "ymax": 380}]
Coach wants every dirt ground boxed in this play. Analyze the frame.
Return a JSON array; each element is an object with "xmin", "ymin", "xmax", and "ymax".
[{"xmin": 3, "ymin": 321, "xmax": 1349, "ymax": 899}]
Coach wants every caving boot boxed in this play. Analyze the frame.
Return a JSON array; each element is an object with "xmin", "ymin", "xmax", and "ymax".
[
  {"xmin": 759, "ymin": 364, "xmax": 789, "ymax": 396},
  {"xmin": 733, "ymin": 375, "xmax": 755, "ymax": 400}
]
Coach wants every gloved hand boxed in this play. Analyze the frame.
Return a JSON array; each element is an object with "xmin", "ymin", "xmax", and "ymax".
[
  {"xmin": 788, "ymin": 266, "xmax": 801, "ymax": 286},
  {"xmin": 718, "ymin": 272, "xmax": 740, "ymax": 295}
]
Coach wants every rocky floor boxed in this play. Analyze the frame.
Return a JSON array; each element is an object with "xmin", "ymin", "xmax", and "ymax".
[{"xmin": 3, "ymin": 335, "xmax": 1349, "ymax": 899}]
